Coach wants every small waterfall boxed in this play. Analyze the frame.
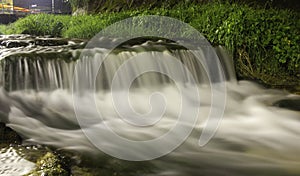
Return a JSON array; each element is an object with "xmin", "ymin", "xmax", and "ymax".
[
  {"xmin": 0, "ymin": 35, "xmax": 299, "ymax": 176},
  {"xmin": 1, "ymin": 57, "xmax": 76, "ymax": 91},
  {"xmin": 0, "ymin": 43, "xmax": 234, "ymax": 92}
]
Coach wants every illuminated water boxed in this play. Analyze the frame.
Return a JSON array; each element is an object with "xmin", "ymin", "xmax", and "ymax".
[
  {"xmin": 0, "ymin": 146, "xmax": 35, "ymax": 175},
  {"xmin": 0, "ymin": 35, "xmax": 299, "ymax": 175}
]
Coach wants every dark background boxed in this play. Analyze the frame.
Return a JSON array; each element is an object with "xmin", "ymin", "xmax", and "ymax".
[{"xmin": 13, "ymin": 0, "xmax": 71, "ymax": 13}]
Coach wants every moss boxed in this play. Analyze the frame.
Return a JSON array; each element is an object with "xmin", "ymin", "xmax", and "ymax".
[{"xmin": 26, "ymin": 152, "xmax": 70, "ymax": 176}]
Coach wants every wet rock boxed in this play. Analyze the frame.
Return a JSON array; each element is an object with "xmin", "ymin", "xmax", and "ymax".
[
  {"xmin": 0, "ymin": 34, "xmax": 85, "ymax": 49},
  {"xmin": 70, "ymin": 157, "xmax": 154, "ymax": 176},
  {"xmin": 71, "ymin": 166, "xmax": 100, "ymax": 176},
  {"xmin": 34, "ymin": 39, "xmax": 68, "ymax": 46},
  {"xmin": 1, "ymin": 40, "xmax": 31, "ymax": 48},
  {"xmin": 273, "ymin": 98, "xmax": 300, "ymax": 111},
  {"xmin": 0, "ymin": 122, "xmax": 22, "ymax": 144},
  {"xmin": 26, "ymin": 152, "xmax": 70, "ymax": 176}
]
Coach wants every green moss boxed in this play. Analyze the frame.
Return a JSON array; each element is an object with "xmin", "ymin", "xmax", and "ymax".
[{"xmin": 26, "ymin": 152, "xmax": 69, "ymax": 176}]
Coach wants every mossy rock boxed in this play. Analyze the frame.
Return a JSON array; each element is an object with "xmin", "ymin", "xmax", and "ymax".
[{"xmin": 26, "ymin": 152, "xmax": 70, "ymax": 176}]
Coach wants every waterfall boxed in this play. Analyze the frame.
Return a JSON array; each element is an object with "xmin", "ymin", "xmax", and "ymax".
[
  {"xmin": 0, "ymin": 35, "xmax": 300, "ymax": 176},
  {"xmin": 0, "ymin": 45, "xmax": 234, "ymax": 92}
]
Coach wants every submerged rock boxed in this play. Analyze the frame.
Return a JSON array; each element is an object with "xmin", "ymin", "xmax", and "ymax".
[{"xmin": 274, "ymin": 98, "xmax": 300, "ymax": 111}]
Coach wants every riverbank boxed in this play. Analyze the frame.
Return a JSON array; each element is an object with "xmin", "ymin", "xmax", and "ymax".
[{"xmin": 1, "ymin": 1, "xmax": 299, "ymax": 91}]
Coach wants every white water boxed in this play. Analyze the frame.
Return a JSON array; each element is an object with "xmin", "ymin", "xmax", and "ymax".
[
  {"xmin": 0, "ymin": 42, "xmax": 300, "ymax": 175},
  {"xmin": 1, "ymin": 81, "xmax": 299, "ymax": 175},
  {"xmin": 0, "ymin": 146, "xmax": 35, "ymax": 175}
]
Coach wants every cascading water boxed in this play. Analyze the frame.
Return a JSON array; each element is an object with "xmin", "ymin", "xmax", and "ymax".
[{"xmin": 0, "ymin": 35, "xmax": 300, "ymax": 175}]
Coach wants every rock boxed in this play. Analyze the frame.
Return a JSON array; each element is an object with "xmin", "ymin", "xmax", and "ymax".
[
  {"xmin": 273, "ymin": 99, "xmax": 300, "ymax": 111},
  {"xmin": 25, "ymin": 152, "xmax": 70, "ymax": 176},
  {"xmin": 71, "ymin": 166, "xmax": 100, "ymax": 176},
  {"xmin": 1, "ymin": 40, "xmax": 31, "ymax": 48},
  {"xmin": 0, "ymin": 122, "xmax": 22, "ymax": 144}
]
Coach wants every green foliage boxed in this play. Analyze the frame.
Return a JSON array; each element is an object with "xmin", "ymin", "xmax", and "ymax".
[
  {"xmin": 0, "ymin": 25, "xmax": 6, "ymax": 34},
  {"xmin": 8, "ymin": 14, "xmax": 71, "ymax": 37},
  {"xmin": 63, "ymin": 15, "xmax": 103, "ymax": 38},
  {"xmin": 68, "ymin": 0, "xmax": 209, "ymax": 13},
  {"xmin": 191, "ymin": 3, "xmax": 300, "ymax": 77}
]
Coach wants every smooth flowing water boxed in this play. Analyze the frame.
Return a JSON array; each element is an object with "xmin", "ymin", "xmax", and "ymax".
[{"xmin": 0, "ymin": 35, "xmax": 299, "ymax": 175}]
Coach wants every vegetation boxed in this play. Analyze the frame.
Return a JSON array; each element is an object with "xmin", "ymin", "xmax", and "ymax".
[
  {"xmin": 1, "ymin": 14, "xmax": 71, "ymax": 37},
  {"xmin": 68, "ymin": 0, "xmax": 208, "ymax": 13},
  {"xmin": 26, "ymin": 152, "xmax": 70, "ymax": 176},
  {"xmin": 67, "ymin": 0, "xmax": 300, "ymax": 13},
  {"xmin": 0, "ymin": 1, "xmax": 299, "ymax": 87},
  {"xmin": 0, "ymin": 25, "xmax": 7, "ymax": 35}
]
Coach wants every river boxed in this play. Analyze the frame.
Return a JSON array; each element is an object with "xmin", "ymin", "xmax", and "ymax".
[{"xmin": 0, "ymin": 35, "xmax": 299, "ymax": 176}]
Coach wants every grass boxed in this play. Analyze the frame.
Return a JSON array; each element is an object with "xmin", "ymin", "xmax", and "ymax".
[
  {"xmin": 0, "ymin": 25, "xmax": 8, "ymax": 34},
  {"xmin": 1, "ymin": 1, "xmax": 299, "ymax": 87}
]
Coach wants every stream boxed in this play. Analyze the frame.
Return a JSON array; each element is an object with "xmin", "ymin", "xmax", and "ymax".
[{"xmin": 0, "ymin": 35, "xmax": 300, "ymax": 176}]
